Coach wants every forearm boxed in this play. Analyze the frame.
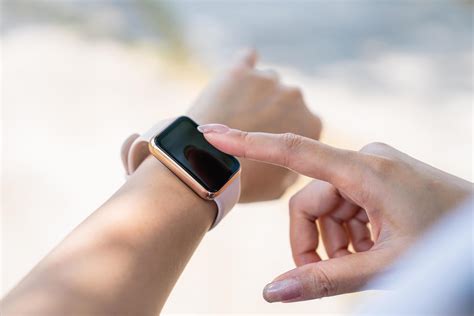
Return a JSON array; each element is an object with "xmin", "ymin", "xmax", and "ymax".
[{"xmin": 3, "ymin": 157, "xmax": 216, "ymax": 315}]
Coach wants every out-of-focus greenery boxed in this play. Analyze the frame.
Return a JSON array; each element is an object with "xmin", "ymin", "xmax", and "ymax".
[
  {"xmin": 136, "ymin": 0, "xmax": 189, "ymax": 62},
  {"xmin": 1, "ymin": 0, "xmax": 190, "ymax": 62}
]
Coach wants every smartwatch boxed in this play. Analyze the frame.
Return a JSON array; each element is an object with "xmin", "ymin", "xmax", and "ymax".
[{"xmin": 121, "ymin": 116, "xmax": 241, "ymax": 229}]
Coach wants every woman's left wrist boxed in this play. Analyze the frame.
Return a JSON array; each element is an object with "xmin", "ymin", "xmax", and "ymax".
[{"xmin": 117, "ymin": 156, "xmax": 218, "ymax": 235}]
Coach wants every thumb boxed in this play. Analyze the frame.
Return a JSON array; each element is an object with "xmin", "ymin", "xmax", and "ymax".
[{"xmin": 262, "ymin": 251, "xmax": 388, "ymax": 303}]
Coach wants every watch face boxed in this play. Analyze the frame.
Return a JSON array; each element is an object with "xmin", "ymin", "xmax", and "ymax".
[{"xmin": 154, "ymin": 116, "xmax": 240, "ymax": 193}]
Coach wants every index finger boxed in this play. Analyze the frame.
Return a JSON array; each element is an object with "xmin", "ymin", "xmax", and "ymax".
[{"xmin": 198, "ymin": 124, "xmax": 363, "ymax": 190}]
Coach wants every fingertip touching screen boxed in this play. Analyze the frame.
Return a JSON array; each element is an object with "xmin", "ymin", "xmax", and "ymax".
[{"xmin": 154, "ymin": 116, "xmax": 240, "ymax": 193}]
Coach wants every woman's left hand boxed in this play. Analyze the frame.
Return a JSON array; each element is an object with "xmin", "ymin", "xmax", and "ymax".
[{"xmin": 188, "ymin": 49, "xmax": 322, "ymax": 202}]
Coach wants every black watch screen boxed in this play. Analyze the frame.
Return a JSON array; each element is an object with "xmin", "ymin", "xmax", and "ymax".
[{"xmin": 154, "ymin": 116, "xmax": 240, "ymax": 193}]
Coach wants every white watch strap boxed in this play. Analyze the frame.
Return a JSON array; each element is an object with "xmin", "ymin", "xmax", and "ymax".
[
  {"xmin": 211, "ymin": 175, "xmax": 241, "ymax": 229},
  {"xmin": 123, "ymin": 119, "xmax": 173, "ymax": 176},
  {"xmin": 121, "ymin": 117, "xmax": 240, "ymax": 230}
]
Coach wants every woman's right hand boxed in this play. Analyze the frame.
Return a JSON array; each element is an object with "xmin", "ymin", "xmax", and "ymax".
[{"xmin": 197, "ymin": 125, "xmax": 473, "ymax": 303}]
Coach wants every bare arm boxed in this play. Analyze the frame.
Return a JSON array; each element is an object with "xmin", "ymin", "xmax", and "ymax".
[
  {"xmin": 2, "ymin": 49, "xmax": 322, "ymax": 314},
  {"xmin": 3, "ymin": 157, "xmax": 215, "ymax": 315}
]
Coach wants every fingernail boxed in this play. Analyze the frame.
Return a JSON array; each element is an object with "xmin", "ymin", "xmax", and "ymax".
[
  {"xmin": 263, "ymin": 278, "xmax": 303, "ymax": 303},
  {"xmin": 197, "ymin": 124, "xmax": 230, "ymax": 134}
]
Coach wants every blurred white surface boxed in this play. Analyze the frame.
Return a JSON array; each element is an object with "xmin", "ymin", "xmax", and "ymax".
[{"xmin": 1, "ymin": 25, "xmax": 472, "ymax": 314}]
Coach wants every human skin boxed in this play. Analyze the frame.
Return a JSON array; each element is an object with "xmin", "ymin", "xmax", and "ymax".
[
  {"xmin": 1, "ymin": 50, "xmax": 321, "ymax": 314},
  {"xmin": 123, "ymin": 49, "xmax": 321, "ymax": 203},
  {"xmin": 198, "ymin": 124, "xmax": 473, "ymax": 303},
  {"xmin": 188, "ymin": 49, "xmax": 321, "ymax": 202},
  {"xmin": 2, "ymin": 158, "xmax": 215, "ymax": 315}
]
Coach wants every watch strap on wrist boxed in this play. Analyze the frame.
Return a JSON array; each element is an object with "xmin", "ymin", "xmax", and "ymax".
[
  {"xmin": 211, "ymin": 175, "xmax": 240, "ymax": 229},
  {"xmin": 121, "ymin": 117, "xmax": 240, "ymax": 230},
  {"xmin": 122, "ymin": 119, "xmax": 173, "ymax": 176}
]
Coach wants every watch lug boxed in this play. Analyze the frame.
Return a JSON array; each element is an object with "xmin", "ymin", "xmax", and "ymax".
[{"xmin": 207, "ymin": 192, "xmax": 216, "ymax": 200}]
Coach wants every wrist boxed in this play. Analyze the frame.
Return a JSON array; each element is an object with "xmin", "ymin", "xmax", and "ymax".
[
  {"xmin": 112, "ymin": 156, "xmax": 217, "ymax": 239},
  {"xmin": 120, "ymin": 115, "xmax": 241, "ymax": 232},
  {"xmin": 18, "ymin": 156, "xmax": 219, "ymax": 315}
]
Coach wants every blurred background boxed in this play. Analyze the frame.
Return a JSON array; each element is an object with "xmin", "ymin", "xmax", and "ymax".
[{"xmin": 1, "ymin": 0, "xmax": 472, "ymax": 314}]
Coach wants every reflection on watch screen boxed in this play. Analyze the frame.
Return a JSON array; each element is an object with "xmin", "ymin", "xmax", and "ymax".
[{"xmin": 155, "ymin": 116, "xmax": 240, "ymax": 192}]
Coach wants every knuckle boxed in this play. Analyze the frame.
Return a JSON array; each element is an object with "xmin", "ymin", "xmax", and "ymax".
[
  {"xmin": 239, "ymin": 130, "xmax": 251, "ymax": 158},
  {"xmin": 358, "ymin": 142, "xmax": 401, "ymax": 185},
  {"xmin": 367, "ymin": 156, "xmax": 397, "ymax": 177},
  {"xmin": 227, "ymin": 64, "xmax": 247, "ymax": 80},
  {"xmin": 359, "ymin": 142, "xmax": 392, "ymax": 155},
  {"xmin": 261, "ymin": 74, "xmax": 279, "ymax": 87},
  {"xmin": 282, "ymin": 132, "xmax": 302, "ymax": 150},
  {"xmin": 280, "ymin": 133, "xmax": 302, "ymax": 167},
  {"xmin": 284, "ymin": 86, "xmax": 304, "ymax": 100},
  {"xmin": 254, "ymin": 70, "xmax": 279, "ymax": 86},
  {"xmin": 309, "ymin": 266, "xmax": 336, "ymax": 298}
]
